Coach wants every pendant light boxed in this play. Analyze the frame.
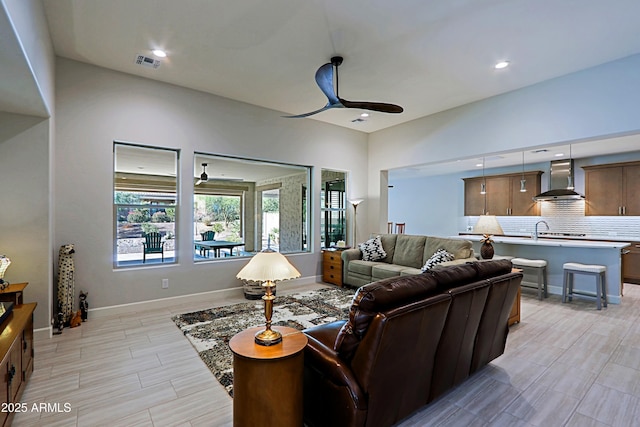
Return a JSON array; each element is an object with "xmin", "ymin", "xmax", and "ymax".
[
  {"xmin": 480, "ymin": 157, "xmax": 486, "ymax": 195},
  {"xmin": 520, "ymin": 151, "xmax": 527, "ymax": 192},
  {"xmin": 567, "ymin": 144, "xmax": 575, "ymax": 190}
]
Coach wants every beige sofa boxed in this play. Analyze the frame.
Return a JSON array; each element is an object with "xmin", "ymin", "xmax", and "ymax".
[{"xmin": 341, "ymin": 234, "xmax": 475, "ymax": 287}]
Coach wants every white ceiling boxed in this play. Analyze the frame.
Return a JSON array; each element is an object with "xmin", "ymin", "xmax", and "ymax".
[{"xmin": 39, "ymin": 0, "xmax": 640, "ymax": 135}]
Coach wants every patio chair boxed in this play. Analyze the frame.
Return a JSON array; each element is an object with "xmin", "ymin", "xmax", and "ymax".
[
  {"xmin": 197, "ymin": 230, "xmax": 216, "ymax": 257},
  {"xmin": 143, "ymin": 232, "xmax": 164, "ymax": 263}
]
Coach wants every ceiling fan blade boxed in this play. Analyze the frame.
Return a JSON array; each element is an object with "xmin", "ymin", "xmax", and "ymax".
[
  {"xmin": 315, "ymin": 63, "xmax": 341, "ymax": 105},
  {"xmin": 285, "ymin": 56, "xmax": 403, "ymax": 118},
  {"xmin": 195, "ymin": 179, "xmax": 203, "ymax": 186},
  {"xmin": 339, "ymin": 98, "xmax": 404, "ymax": 114},
  {"xmin": 282, "ymin": 103, "xmax": 342, "ymax": 118}
]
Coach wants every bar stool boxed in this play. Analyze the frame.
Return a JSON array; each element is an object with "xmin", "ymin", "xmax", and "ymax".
[
  {"xmin": 387, "ymin": 222, "xmax": 394, "ymax": 233},
  {"xmin": 395, "ymin": 223, "xmax": 405, "ymax": 234},
  {"xmin": 562, "ymin": 263, "xmax": 607, "ymax": 310},
  {"xmin": 511, "ymin": 258, "xmax": 548, "ymax": 300}
]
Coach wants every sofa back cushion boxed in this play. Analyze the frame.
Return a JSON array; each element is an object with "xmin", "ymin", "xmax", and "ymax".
[
  {"xmin": 471, "ymin": 271, "xmax": 522, "ymax": 373},
  {"xmin": 333, "ymin": 273, "xmax": 439, "ymax": 360},
  {"xmin": 427, "ymin": 259, "xmax": 512, "ymax": 292},
  {"xmin": 379, "ymin": 234, "xmax": 398, "ymax": 263},
  {"xmin": 391, "ymin": 234, "xmax": 427, "ymax": 268},
  {"xmin": 350, "ymin": 294, "xmax": 452, "ymax": 427},
  {"xmin": 424, "ymin": 237, "xmax": 473, "ymax": 264}
]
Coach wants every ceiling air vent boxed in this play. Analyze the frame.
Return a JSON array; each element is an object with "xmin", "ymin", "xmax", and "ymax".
[{"xmin": 134, "ymin": 54, "xmax": 161, "ymax": 69}]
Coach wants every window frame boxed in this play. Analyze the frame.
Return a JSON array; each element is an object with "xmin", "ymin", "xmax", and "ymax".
[
  {"xmin": 193, "ymin": 152, "xmax": 311, "ymax": 261},
  {"xmin": 113, "ymin": 142, "xmax": 180, "ymax": 268}
]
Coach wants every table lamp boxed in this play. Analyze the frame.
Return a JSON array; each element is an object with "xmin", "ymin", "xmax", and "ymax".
[
  {"xmin": 0, "ymin": 255, "xmax": 11, "ymax": 290},
  {"xmin": 472, "ymin": 215, "xmax": 504, "ymax": 259},
  {"xmin": 236, "ymin": 249, "xmax": 301, "ymax": 346}
]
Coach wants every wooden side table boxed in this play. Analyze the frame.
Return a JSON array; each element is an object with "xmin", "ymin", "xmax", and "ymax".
[
  {"xmin": 229, "ymin": 326, "xmax": 308, "ymax": 427},
  {"xmin": 509, "ymin": 268, "xmax": 521, "ymax": 326},
  {"xmin": 0, "ymin": 282, "xmax": 27, "ymax": 305},
  {"xmin": 322, "ymin": 250, "xmax": 343, "ymax": 287},
  {"xmin": 508, "ymin": 286, "xmax": 521, "ymax": 326}
]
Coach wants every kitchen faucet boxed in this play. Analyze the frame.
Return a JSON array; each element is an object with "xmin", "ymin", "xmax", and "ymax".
[{"xmin": 534, "ymin": 220, "xmax": 549, "ymax": 240}]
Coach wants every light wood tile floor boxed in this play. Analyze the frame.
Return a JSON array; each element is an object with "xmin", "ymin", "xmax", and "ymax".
[{"xmin": 13, "ymin": 283, "xmax": 640, "ymax": 426}]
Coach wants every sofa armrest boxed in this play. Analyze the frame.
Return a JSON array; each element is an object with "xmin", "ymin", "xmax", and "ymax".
[
  {"xmin": 341, "ymin": 248, "xmax": 362, "ymax": 284},
  {"xmin": 304, "ymin": 329, "xmax": 367, "ymax": 410},
  {"xmin": 341, "ymin": 248, "xmax": 362, "ymax": 262}
]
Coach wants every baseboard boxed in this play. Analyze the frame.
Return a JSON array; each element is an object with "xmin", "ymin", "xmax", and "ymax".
[
  {"xmin": 35, "ymin": 326, "xmax": 52, "ymax": 340},
  {"xmin": 88, "ymin": 286, "xmax": 244, "ymax": 319},
  {"xmin": 87, "ymin": 275, "xmax": 321, "ymax": 319}
]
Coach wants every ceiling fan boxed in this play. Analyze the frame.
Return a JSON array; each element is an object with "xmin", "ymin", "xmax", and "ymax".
[
  {"xmin": 195, "ymin": 163, "xmax": 208, "ymax": 185},
  {"xmin": 284, "ymin": 56, "xmax": 404, "ymax": 118}
]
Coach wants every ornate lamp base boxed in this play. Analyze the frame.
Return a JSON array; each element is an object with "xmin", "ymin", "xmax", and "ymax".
[
  {"xmin": 255, "ymin": 328, "xmax": 282, "ymax": 346},
  {"xmin": 480, "ymin": 242, "xmax": 495, "ymax": 259}
]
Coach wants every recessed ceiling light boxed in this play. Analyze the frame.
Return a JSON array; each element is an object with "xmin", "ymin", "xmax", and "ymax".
[
  {"xmin": 494, "ymin": 61, "xmax": 510, "ymax": 69},
  {"xmin": 475, "ymin": 163, "xmax": 483, "ymax": 167},
  {"xmin": 152, "ymin": 49, "xmax": 167, "ymax": 58},
  {"xmin": 360, "ymin": 113, "xmax": 369, "ymax": 118},
  {"xmin": 555, "ymin": 153, "xmax": 564, "ymax": 157}
]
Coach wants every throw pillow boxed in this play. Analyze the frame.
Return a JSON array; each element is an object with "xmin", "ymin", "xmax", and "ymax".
[
  {"xmin": 359, "ymin": 236, "xmax": 387, "ymax": 261},
  {"xmin": 421, "ymin": 248, "xmax": 454, "ymax": 272}
]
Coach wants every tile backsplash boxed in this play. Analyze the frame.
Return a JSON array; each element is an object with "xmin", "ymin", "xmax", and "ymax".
[{"xmin": 467, "ymin": 200, "xmax": 640, "ymax": 240}]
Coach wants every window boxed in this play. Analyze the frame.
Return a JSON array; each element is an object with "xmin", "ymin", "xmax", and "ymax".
[
  {"xmin": 194, "ymin": 153, "xmax": 310, "ymax": 260},
  {"xmin": 114, "ymin": 143, "xmax": 179, "ymax": 267},
  {"xmin": 321, "ymin": 170, "xmax": 347, "ymax": 248}
]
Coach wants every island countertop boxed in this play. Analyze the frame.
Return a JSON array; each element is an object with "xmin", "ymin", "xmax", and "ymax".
[
  {"xmin": 452, "ymin": 234, "xmax": 628, "ymax": 304},
  {"xmin": 455, "ymin": 234, "xmax": 631, "ymax": 250}
]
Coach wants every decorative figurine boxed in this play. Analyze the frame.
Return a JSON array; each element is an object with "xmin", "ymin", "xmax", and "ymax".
[
  {"xmin": 69, "ymin": 310, "xmax": 82, "ymax": 328},
  {"xmin": 53, "ymin": 302, "xmax": 64, "ymax": 335},
  {"xmin": 56, "ymin": 244, "xmax": 76, "ymax": 325},
  {"xmin": 79, "ymin": 290, "xmax": 88, "ymax": 321}
]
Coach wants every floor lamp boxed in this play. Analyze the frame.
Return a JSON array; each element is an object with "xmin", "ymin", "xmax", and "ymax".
[{"xmin": 349, "ymin": 199, "xmax": 364, "ymax": 245}]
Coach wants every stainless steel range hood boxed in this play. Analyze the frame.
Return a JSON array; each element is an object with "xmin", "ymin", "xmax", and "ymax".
[{"xmin": 533, "ymin": 159, "xmax": 585, "ymax": 201}]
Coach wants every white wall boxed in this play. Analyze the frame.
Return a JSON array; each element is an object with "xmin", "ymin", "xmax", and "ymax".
[
  {"xmin": 388, "ymin": 173, "xmax": 466, "ymax": 237},
  {"xmin": 0, "ymin": 120, "xmax": 51, "ymax": 330},
  {"xmin": 54, "ymin": 58, "xmax": 368, "ymax": 313},
  {"xmin": 369, "ymin": 54, "xmax": 640, "ymax": 233},
  {"xmin": 0, "ymin": 0, "xmax": 55, "ymax": 330}
]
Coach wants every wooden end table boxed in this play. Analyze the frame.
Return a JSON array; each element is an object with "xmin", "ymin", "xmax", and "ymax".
[
  {"xmin": 322, "ymin": 250, "xmax": 344, "ymax": 287},
  {"xmin": 0, "ymin": 282, "xmax": 27, "ymax": 305},
  {"xmin": 229, "ymin": 326, "xmax": 308, "ymax": 427}
]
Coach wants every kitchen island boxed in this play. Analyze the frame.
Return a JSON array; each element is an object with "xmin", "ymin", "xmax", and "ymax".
[{"xmin": 456, "ymin": 235, "xmax": 630, "ymax": 304}]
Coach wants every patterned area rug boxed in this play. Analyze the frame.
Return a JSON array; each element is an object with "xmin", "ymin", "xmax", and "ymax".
[{"xmin": 172, "ymin": 287, "xmax": 356, "ymax": 397}]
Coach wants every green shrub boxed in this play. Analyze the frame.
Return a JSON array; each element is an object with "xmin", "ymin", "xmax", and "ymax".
[
  {"xmin": 151, "ymin": 211, "xmax": 171, "ymax": 223},
  {"xmin": 127, "ymin": 209, "xmax": 150, "ymax": 223},
  {"xmin": 141, "ymin": 223, "xmax": 159, "ymax": 234}
]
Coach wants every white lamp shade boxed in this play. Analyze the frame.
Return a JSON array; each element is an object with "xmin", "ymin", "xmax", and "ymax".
[
  {"xmin": 0, "ymin": 256, "xmax": 10, "ymax": 279},
  {"xmin": 472, "ymin": 215, "xmax": 504, "ymax": 235},
  {"xmin": 236, "ymin": 250, "xmax": 301, "ymax": 283},
  {"xmin": 349, "ymin": 198, "xmax": 364, "ymax": 207}
]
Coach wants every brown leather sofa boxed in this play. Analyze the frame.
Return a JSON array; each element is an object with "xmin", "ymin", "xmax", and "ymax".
[{"xmin": 302, "ymin": 259, "xmax": 521, "ymax": 427}]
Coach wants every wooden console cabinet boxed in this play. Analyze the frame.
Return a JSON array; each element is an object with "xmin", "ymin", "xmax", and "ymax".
[{"xmin": 0, "ymin": 303, "xmax": 36, "ymax": 427}]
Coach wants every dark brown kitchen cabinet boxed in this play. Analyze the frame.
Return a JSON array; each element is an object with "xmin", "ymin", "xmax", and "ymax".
[
  {"xmin": 623, "ymin": 242, "xmax": 640, "ymax": 285},
  {"xmin": 584, "ymin": 161, "xmax": 640, "ymax": 216},
  {"xmin": 464, "ymin": 172, "xmax": 542, "ymax": 216}
]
